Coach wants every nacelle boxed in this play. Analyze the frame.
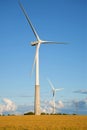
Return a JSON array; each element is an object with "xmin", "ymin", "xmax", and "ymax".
[{"xmin": 31, "ymin": 41, "xmax": 38, "ymax": 46}]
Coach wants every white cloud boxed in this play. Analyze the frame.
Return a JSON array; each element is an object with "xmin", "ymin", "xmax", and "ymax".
[
  {"xmin": 56, "ymin": 100, "xmax": 64, "ymax": 109},
  {"xmin": 61, "ymin": 98, "xmax": 87, "ymax": 115},
  {"xmin": 0, "ymin": 98, "xmax": 17, "ymax": 115},
  {"xmin": 85, "ymin": 98, "xmax": 87, "ymax": 103},
  {"xmin": 73, "ymin": 89, "xmax": 87, "ymax": 94},
  {"xmin": 49, "ymin": 100, "xmax": 54, "ymax": 107},
  {"xmin": 16, "ymin": 104, "xmax": 34, "ymax": 114},
  {"xmin": 0, "ymin": 97, "xmax": 86, "ymax": 115},
  {"xmin": 41, "ymin": 100, "xmax": 64, "ymax": 114}
]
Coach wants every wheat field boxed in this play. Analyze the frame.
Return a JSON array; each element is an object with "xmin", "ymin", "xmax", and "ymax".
[{"xmin": 0, "ymin": 115, "xmax": 87, "ymax": 130}]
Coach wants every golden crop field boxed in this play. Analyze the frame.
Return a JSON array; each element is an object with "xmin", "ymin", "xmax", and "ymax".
[{"xmin": 0, "ymin": 115, "xmax": 87, "ymax": 130}]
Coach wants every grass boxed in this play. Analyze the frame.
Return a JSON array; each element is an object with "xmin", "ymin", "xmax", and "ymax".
[{"xmin": 0, "ymin": 115, "xmax": 87, "ymax": 130}]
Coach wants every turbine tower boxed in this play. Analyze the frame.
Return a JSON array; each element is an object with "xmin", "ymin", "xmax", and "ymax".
[
  {"xmin": 19, "ymin": 1, "xmax": 66, "ymax": 115},
  {"xmin": 48, "ymin": 79, "xmax": 64, "ymax": 114}
]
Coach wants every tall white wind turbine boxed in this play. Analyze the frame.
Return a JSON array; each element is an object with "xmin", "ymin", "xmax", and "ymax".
[
  {"xmin": 48, "ymin": 79, "xmax": 64, "ymax": 114},
  {"xmin": 19, "ymin": 1, "xmax": 66, "ymax": 115}
]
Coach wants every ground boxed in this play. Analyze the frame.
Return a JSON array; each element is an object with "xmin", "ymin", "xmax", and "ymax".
[{"xmin": 0, "ymin": 115, "xmax": 87, "ymax": 130}]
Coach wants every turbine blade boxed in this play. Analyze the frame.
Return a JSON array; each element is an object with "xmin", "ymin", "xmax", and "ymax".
[
  {"xmin": 47, "ymin": 79, "xmax": 55, "ymax": 90},
  {"xmin": 55, "ymin": 88, "xmax": 64, "ymax": 91},
  {"xmin": 31, "ymin": 43, "xmax": 40, "ymax": 76},
  {"xmin": 19, "ymin": 0, "xmax": 40, "ymax": 41},
  {"xmin": 42, "ymin": 41, "xmax": 68, "ymax": 44}
]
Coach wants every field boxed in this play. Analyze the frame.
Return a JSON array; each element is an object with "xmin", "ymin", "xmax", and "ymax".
[{"xmin": 0, "ymin": 115, "xmax": 87, "ymax": 130}]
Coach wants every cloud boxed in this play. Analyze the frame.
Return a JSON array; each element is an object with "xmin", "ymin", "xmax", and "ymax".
[
  {"xmin": 73, "ymin": 89, "xmax": 87, "ymax": 94},
  {"xmin": 0, "ymin": 97, "xmax": 87, "ymax": 115},
  {"xmin": 41, "ymin": 100, "xmax": 64, "ymax": 114},
  {"xmin": 16, "ymin": 98, "xmax": 87, "ymax": 115},
  {"xmin": 56, "ymin": 100, "xmax": 64, "ymax": 109},
  {"xmin": 14, "ymin": 98, "xmax": 87, "ymax": 115},
  {"xmin": 73, "ymin": 98, "xmax": 87, "ymax": 109},
  {"xmin": 49, "ymin": 100, "xmax": 64, "ymax": 109},
  {"xmin": 62, "ymin": 98, "xmax": 87, "ymax": 114},
  {"xmin": 0, "ymin": 98, "xmax": 17, "ymax": 115},
  {"xmin": 16, "ymin": 104, "xmax": 34, "ymax": 115}
]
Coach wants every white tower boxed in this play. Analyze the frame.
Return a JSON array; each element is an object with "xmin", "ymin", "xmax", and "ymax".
[
  {"xmin": 48, "ymin": 79, "xmax": 64, "ymax": 114},
  {"xmin": 19, "ymin": 1, "xmax": 66, "ymax": 115},
  {"xmin": 34, "ymin": 48, "xmax": 40, "ymax": 115}
]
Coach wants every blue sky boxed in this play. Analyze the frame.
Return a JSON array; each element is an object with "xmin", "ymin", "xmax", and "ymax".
[{"xmin": 0, "ymin": 0, "xmax": 87, "ymax": 115}]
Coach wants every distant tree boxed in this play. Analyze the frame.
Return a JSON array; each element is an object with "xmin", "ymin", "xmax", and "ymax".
[
  {"xmin": 41, "ymin": 112, "xmax": 46, "ymax": 115},
  {"xmin": 46, "ymin": 113, "xmax": 49, "ymax": 115},
  {"xmin": 72, "ymin": 113, "xmax": 77, "ymax": 115},
  {"xmin": 8, "ymin": 114, "xmax": 15, "ymax": 116},
  {"xmin": 62, "ymin": 113, "xmax": 68, "ymax": 115},
  {"xmin": 56, "ymin": 113, "xmax": 62, "ymax": 115},
  {"xmin": 24, "ymin": 112, "xmax": 34, "ymax": 115}
]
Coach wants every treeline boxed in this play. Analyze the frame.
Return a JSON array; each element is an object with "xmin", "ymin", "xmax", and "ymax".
[
  {"xmin": 0, "ymin": 112, "xmax": 77, "ymax": 116},
  {"xmin": 24, "ymin": 112, "xmax": 77, "ymax": 115}
]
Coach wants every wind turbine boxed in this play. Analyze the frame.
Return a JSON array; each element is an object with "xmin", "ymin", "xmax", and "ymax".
[
  {"xmin": 48, "ymin": 79, "xmax": 64, "ymax": 114},
  {"xmin": 19, "ymin": 1, "xmax": 66, "ymax": 115}
]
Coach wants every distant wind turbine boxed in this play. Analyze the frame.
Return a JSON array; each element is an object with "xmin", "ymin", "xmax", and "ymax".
[
  {"xmin": 48, "ymin": 79, "xmax": 64, "ymax": 114},
  {"xmin": 19, "ymin": 0, "xmax": 66, "ymax": 115}
]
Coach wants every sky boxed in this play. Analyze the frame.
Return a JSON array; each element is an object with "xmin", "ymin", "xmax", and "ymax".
[{"xmin": 0, "ymin": 0, "xmax": 87, "ymax": 115}]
